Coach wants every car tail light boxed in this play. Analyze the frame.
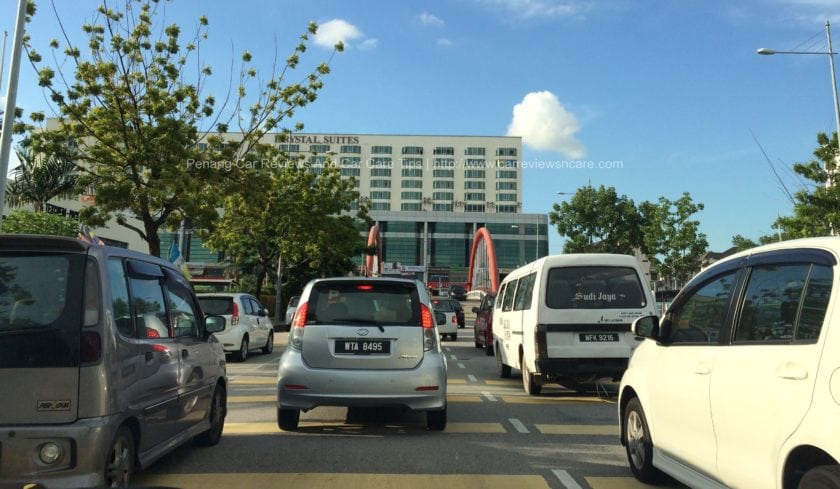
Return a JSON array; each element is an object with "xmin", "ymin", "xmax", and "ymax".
[
  {"xmin": 356, "ymin": 285, "xmax": 374, "ymax": 291},
  {"xmin": 451, "ymin": 315, "xmax": 457, "ymax": 325},
  {"xmin": 231, "ymin": 302, "xmax": 239, "ymax": 325},
  {"xmin": 420, "ymin": 304, "xmax": 434, "ymax": 328},
  {"xmin": 81, "ymin": 331, "xmax": 101, "ymax": 363},
  {"xmin": 289, "ymin": 302, "xmax": 308, "ymax": 350},
  {"xmin": 421, "ymin": 304, "xmax": 437, "ymax": 352}
]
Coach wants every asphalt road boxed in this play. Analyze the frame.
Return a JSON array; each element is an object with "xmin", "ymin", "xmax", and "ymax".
[{"xmin": 133, "ymin": 300, "xmax": 685, "ymax": 489}]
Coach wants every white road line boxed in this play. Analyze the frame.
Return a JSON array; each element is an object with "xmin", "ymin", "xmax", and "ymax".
[
  {"xmin": 481, "ymin": 391, "xmax": 497, "ymax": 402},
  {"xmin": 457, "ymin": 363, "xmax": 466, "ymax": 369},
  {"xmin": 467, "ymin": 374, "xmax": 477, "ymax": 382},
  {"xmin": 508, "ymin": 418, "xmax": 529, "ymax": 433},
  {"xmin": 552, "ymin": 469, "xmax": 583, "ymax": 489},
  {"xmin": 450, "ymin": 354, "xmax": 458, "ymax": 360}
]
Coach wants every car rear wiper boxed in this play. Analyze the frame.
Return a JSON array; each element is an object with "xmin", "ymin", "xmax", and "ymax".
[{"xmin": 331, "ymin": 318, "xmax": 385, "ymax": 332}]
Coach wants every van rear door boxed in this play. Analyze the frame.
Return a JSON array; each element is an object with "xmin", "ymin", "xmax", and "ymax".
[{"xmin": 0, "ymin": 248, "xmax": 89, "ymax": 424}]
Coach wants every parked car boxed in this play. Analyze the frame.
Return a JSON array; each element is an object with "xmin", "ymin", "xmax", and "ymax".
[
  {"xmin": 473, "ymin": 292, "xmax": 496, "ymax": 355},
  {"xmin": 431, "ymin": 298, "xmax": 460, "ymax": 340},
  {"xmin": 284, "ymin": 295, "xmax": 300, "ymax": 328},
  {"xmin": 0, "ymin": 235, "xmax": 228, "ymax": 489},
  {"xmin": 619, "ymin": 237, "xmax": 840, "ymax": 489},
  {"xmin": 449, "ymin": 284, "xmax": 467, "ymax": 301},
  {"xmin": 198, "ymin": 293, "xmax": 275, "ymax": 362},
  {"xmin": 494, "ymin": 254, "xmax": 655, "ymax": 394},
  {"xmin": 276, "ymin": 277, "xmax": 448, "ymax": 431}
]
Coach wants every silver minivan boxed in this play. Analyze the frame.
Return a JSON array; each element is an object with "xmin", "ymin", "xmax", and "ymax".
[{"xmin": 0, "ymin": 235, "xmax": 228, "ymax": 489}]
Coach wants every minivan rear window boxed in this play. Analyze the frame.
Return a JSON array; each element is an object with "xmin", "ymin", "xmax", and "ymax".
[
  {"xmin": 0, "ymin": 252, "xmax": 87, "ymax": 368},
  {"xmin": 546, "ymin": 266, "xmax": 647, "ymax": 309},
  {"xmin": 198, "ymin": 297, "xmax": 234, "ymax": 315},
  {"xmin": 308, "ymin": 282, "xmax": 420, "ymax": 326}
]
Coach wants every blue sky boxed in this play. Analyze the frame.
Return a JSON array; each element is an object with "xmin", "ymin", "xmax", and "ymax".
[{"xmin": 3, "ymin": 0, "xmax": 840, "ymax": 254}]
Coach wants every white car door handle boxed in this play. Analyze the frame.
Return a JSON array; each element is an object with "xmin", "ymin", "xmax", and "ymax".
[
  {"xmin": 776, "ymin": 364, "xmax": 808, "ymax": 380},
  {"xmin": 693, "ymin": 364, "xmax": 711, "ymax": 375}
]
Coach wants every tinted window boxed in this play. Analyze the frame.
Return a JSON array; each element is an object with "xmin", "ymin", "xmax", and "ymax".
[
  {"xmin": 0, "ymin": 252, "xmax": 86, "ymax": 368},
  {"xmin": 241, "ymin": 297, "xmax": 255, "ymax": 315},
  {"xmin": 167, "ymin": 277, "xmax": 200, "ymax": 338},
  {"xmin": 309, "ymin": 282, "xmax": 420, "ymax": 325},
  {"xmin": 495, "ymin": 284, "xmax": 506, "ymax": 310},
  {"xmin": 735, "ymin": 264, "xmax": 809, "ymax": 342},
  {"xmin": 501, "ymin": 279, "xmax": 518, "ymax": 311},
  {"xmin": 109, "ymin": 258, "xmax": 134, "ymax": 337},
  {"xmin": 433, "ymin": 299, "xmax": 456, "ymax": 312},
  {"xmin": 482, "ymin": 294, "xmax": 496, "ymax": 311},
  {"xmin": 199, "ymin": 297, "xmax": 234, "ymax": 315},
  {"xmin": 249, "ymin": 298, "xmax": 264, "ymax": 315},
  {"xmin": 130, "ymin": 275, "xmax": 170, "ymax": 339},
  {"xmin": 665, "ymin": 271, "xmax": 737, "ymax": 344},
  {"xmin": 514, "ymin": 273, "xmax": 536, "ymax": 311},
  {"xmin": 797, "ymin": 265, "xmax": 832, "ymax": 341},
  {"xmin": 546, "ymin": 266, "xmax": 646, "ymax": 309},
  {"xmin": 445, "ymin": 299, "xmax": 462, "ymax": 311}
]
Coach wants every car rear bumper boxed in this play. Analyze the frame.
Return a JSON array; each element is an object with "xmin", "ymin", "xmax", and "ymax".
[
  {"xmin": 213, "ymin": 325, "xmax": 246, "ymax": 352},
  {"xmin": 276, "ymin": 350, "xmax": 447, "ymax": 412},
  {"xmin": 0, "ymin": 416, "xmax": 118, "ymax": 489},
  {"xmin": 536, "ymin": 357, "xmax": 629, "ymax": 380}
]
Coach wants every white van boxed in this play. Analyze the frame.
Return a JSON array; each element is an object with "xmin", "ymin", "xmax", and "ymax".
[{"xmin": 493, "ymin": 254, "xmax": 655, "ymax": 394}]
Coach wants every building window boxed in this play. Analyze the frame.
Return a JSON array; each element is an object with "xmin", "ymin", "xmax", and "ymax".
[
  {"xmin": 402, "ymin": 168, "xmax": 423, "ymax": 178},
  {"xmin": 401, "ymin": 180, "xmax": 423, "ymax": 188},
  {"xmin": 371, "ymin": 146, "xmax": 392, "ymax": 154},
  {"xmin": 465, "ymin": 159, "xmax": 485, "ymax": 168},
  {"xmin": 465, "ymin": 204, "xmax": 486, "ymax": 212},
  {"xmin": 496, "ymin": 193, "xmax": 517, "ymax": 202},
  {"xmin": 340, "ymin": 145, "xmax": 361, "ymax": 154},
  {"xmin": 370, "ymin": 191, "xmax": 391, "ymax": 200},
  {"xmin": 433, "ymin": 169, "xmax": 454, "ymax": 178},
  {"xmin": 496, "ymin": 205, "xmax": 517, "ymax": 213},
  {"xmin": 433, "ymin": 180, "xmax": 454, "ymax": 189},
  {"xmin": 278, "ymin": 144, "xmax": 300, "ymax": 153},
  {"xmin": 465, "ymin": 192, "xmax": 485, "ymax": 201},
  {"xmin": 465, "ymin": 147, "xmax": 486, "ymax": 156},
  {"xmin": 433, "ymin": 203, "xmax": 453, "ymax": 212},
  {"xmin": 371, "ymin": 168, "xmax": 392, "ymax": 177},
  {"xmin": 401, "ymin": 203, "xmax": 423, "ymax": 211},
  {"xmin": 465, "ymin": 170, "xmax": 486, "ymax": 179},
  {"xmin": 371, "ymin": 157, "xmax": 393, "ymax": 167},
  {"xmin": 402, "ymin": 146, "xmax": 424, "ymax": 155},
  {"xmin": 341, "ymin": 156, "xmax": 361, "ymax": 166},
  {"xmin": 433, "ymin": 191, "xmax": 454, "ymax": 200},
  {"xmin": 401, "ymin": 191, "xmax": 423, "ymax": 200},
  {"xmin": 370, "ymin": 179, "xmax": 391, "ymax": 188},
  {"xmin": 464, "ymin": 181, "xmax": 485, "ymax": 190},
  {"xmin": 310, "ymin": 144, "xmax": 330, "ymax": 153},
  {"xmin": 370, "ymin": 202, "xmax": 391, "ymax": 211},
  {"xmin": 341, "ymin": 168, "xmax": 360, "ymax": 177},
  {"xmin": 433, "ymin": 146, "xmax": 454, "ymax": 155},
  {"xmin": 434, "ymin": 158, "xmax": 455, "ymax": 167},
  {"xmin": 496, "ymin": 182, "xmax": 517, "ymax": 190},
  {"xmin": 401, "ymin": 157, "xmax": 423, "ymax": 167},
  {"xmin": 496, "ymin": 159, "xmax": 518, "ymax": 168},
  {"xmin": 496, "ymin": 147, "xmax": 517, "ymax": 156},
  {"xmin": 309, "ymin": 156, "xmax": 329, "ymax": 165},
  {"xmin": 496, "ymin": 170, "xmax": 516, "ymax": 179}
]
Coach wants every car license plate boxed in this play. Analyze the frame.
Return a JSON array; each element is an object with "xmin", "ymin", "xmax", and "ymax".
[
  {"xmin": 579, "ymin": 333, "xmax": 619, "ymax": 342},
  {"xmin": 335, "ymin": 339, "xmax": 390, "ymax": 355}
]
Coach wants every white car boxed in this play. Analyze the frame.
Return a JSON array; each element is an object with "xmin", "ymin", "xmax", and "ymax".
[
  {"xmin": 431, "ymin": 298, "xmax": 459, "ymax": 341},
  {"xmin": 619, "ymin": 237, "xmax": 840, "ymax": 489},
  {"xmin": 284, "ymin": 295, "xmax": 300, "ymax": 328},
  {"xmin": 198, "ymin": 293, "xmax": 274, "ymax": 361}
]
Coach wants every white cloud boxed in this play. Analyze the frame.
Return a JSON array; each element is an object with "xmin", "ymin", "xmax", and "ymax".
[
  {"xmin": 437, "ymin": 38, "xmax": 453, "ymax": 46},
  {"xmin": 506, "ymin": 91, "xmax": 585, "ymax": 158},
  {"xmin": 477, "ymin": 0, "xmax": 583, "ymax": 20},
  {"xmin": 314, "ymin": 19, "xmax": 364, "ymax": 49},
  {"xmin": 359, "ymin": 38, "xmax": 379, "ymax": 50},
  {"xmin": 418, "ymin": 12, "xmax": 445, "ymax": 27}
]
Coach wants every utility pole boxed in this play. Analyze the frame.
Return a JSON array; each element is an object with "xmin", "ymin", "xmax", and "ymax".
[{"xmin": 0, "ymin": 0, "xmax": 28, "ymax": 220}]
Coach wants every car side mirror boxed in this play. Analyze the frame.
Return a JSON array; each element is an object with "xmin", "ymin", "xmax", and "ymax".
[
  {"xmin": 471, "ymin": 306, "xmax": 479, "ymax": 313},
  {"xmin": 631, "ymin": 315, "xmax": 659, "ymax": 339},
  {"xmin": 205, "ymin": 315, "xmax": 226, "ymax": 334},
  {"xmin": 257, "ymin": 308, "xmax": 267, "ymax": 317}
]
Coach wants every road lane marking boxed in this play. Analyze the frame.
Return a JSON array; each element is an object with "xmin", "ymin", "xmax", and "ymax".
[
  {"xmin": 501, "ymin": 396, "xmax": 612, "ymax": 405},
  {"xmin": 229, "ymin": 377, "xmax": 276, "ymax": 385},
  {"xmin": 447, "ymin": 378, "xmax": 468, "ymax": 384},
  {"xmin": 451, "ymin": 354, "xmax": 458, "ymax": 360},
  {"xmin": 536, "ymin": 425, "xmax": 619, "ymax": 436},
  {"xmin": 447, "ymin": 395, "xmax": 483, "ymax": 403},
  {"xmin": 467, "ymin": 374, "xmax": 477, "ymax": 382},
  {"xmin": 134, "ymin": 473, "xmax": 552, "ymax": 489},
  {"xmin": 228, "ymin": 395, "xmax": 275, "ymax": 403},
  {"xmin": 508, "ymin": 418, "xmax": 529, "ymax": 433},
  {"xmin": 553, "ymin": 469, "xmax": 584, "ymax": 489},
  {"xmin": 457, "ymin": 363, "xmax": 466, "ymax": 369},
  {"xmin": 223, "ymin": 421, "xmax": 505, "ymax": 434},
  {"xmin": 484, "ymin": 379, "xmax": 518, "ymax": 386},
  {"xmin": 586, "ymin": 477, "xmax": 655, "ymax": 489},
  {"xmin": 481, "ymin": 391, "xmax": 498, "ymax": 402}
]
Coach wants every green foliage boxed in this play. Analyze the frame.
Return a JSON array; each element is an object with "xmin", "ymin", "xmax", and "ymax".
[
  {"xmin": 5, "ymin": 141, "xmax": 79, "ymax": 212},
  {"xmin": 639, "ymin": 193, "xmax": 708, "ymax": 285},
  {"xmin": 1, "ymin": 209, "xmax": 78, "ymax": 237},
  {"xmin": 731, "ymin": 234, "xmax": 758, "ymax": 251}
]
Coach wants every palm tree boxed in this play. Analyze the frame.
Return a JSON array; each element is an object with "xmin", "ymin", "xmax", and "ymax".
[{"xmin": 5, "ymin": 146, "xmax": 79, "ymax": 212}]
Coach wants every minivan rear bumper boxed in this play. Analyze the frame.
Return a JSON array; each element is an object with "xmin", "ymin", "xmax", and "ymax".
[
  {"xmin": 0, "ymin": 416, "xmax": 118, "ymax": 489},
  {"xmin": 536, "ymin": 357, "xmax": 629, "ymax": 381},
  {"xmin": 277, "ymin": 350, "xmax": 447, "ymax": 412}
]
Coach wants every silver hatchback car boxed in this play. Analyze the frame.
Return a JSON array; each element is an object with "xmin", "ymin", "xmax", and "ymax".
[{"xmin": 276, "ymin": 277, "xmax": 448, "ymax": 431}]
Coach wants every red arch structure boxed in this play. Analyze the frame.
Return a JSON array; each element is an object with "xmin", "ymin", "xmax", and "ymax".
[
  {"xmin": 466, "ymin": 227, "xmax": 500, "ymax": 293},
  {"xmin": 364, "ymin": 224, "xmax": 383, "ymax": 277}
]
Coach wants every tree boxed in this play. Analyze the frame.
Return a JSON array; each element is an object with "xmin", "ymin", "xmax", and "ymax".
[
  {"xmin": 5, "ymin": 143, "xmax": 79, "ymax": 212},
  {"xmin": 1, "ymin": 209, "xmax": 78, "ymax": 236},
  {"xmin": 549, "ymin": 184, "xmax": 641, "ymax": 254},
  {"xmin": 731, "ymin": 234, "xmax": 758, "ymax": 252},
  {"xmin": 24, "ymin": 0, "xmax": 342, "ymax": 256},
  {"xmin": 640, "ymin": 193, "xmax": 708, "ymax": 287}
]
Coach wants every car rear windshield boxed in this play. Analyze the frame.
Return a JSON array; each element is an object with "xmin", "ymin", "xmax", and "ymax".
[
  {"xmin": 546, "ymin": 266, "xmax": 647, "ymax": 309},
  {"xmin": 308, "ymin": 281, "xmax": 420, "ymax": 326},
  {"xmin": 198, "ymin": 297, "xmax": 234, "ymax": 315},
  {"xmin": 432, "ymin": 299, "xmax": 457, "ymax": 312},
  {"xmin": 0, "ymin": 252, "xmax": 87, "ymax": 368}
]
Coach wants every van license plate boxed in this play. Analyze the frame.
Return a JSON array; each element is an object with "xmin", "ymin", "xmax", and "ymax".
[
  {"xmin": 336, "ymin": 340, "xmax": 390, "ymax": 355},
  {"xmin": 579, "ymin": 333, "xmax": 619, "ymax": 342}
]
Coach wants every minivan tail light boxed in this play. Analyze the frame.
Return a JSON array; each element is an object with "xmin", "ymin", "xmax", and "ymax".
[
  {"xmin": 420, "ymin": 304, "xmax": 434, "ymax": 329},
  {"xmin": 292, "ymin": 302, "xmax": 308, "ymax": 328},
  {"xmin": 231, "ymin": 302, "xmax": 239, "ymax": 325},
  {"xmin": 81, "ymin": 331, "xmax": 102, "ymax": 363}
]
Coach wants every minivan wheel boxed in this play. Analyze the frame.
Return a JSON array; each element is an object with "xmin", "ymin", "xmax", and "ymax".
[
  {"xmin": 799, "ymin": 465, "xmax": 840, "ymax": 489},
  {"xmin": 624, "ymin": 397, "xmax": 665, "ymax": 484},
  {"xmin": 277, "ymin": 407, "xmax": 300, "ymax": 431},
  {"xmin": 496, "ymin": 346, "xmax": 511, "ymax": 378},
  {"xmin": 426, "ymin": 406, "xmax": 447, "ymax": 431},
  {"xmin": 234, "ymin": 336, "xmax": 249, "ymax": 362},
  {"xmin": 105, "ymin": 427, "xmax": 135, "ymax": 488},
  {"xmin": 195, "ymin": 384, "xmax": 226, "ymax": 446},
  {"xmin": 262, "ymin": 331, "xmax": 274, "ymax": 354},
  {"xmin": 521, "ymin": 357, "xmax": 542, "ymax": 395}
]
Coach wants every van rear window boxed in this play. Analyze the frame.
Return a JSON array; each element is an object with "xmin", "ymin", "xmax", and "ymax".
[
  {"xmin": 546, "ymin": 266, "xmax": 647, "ymax": 309},
  {"xmin": 308, "ymin": 282, "xmax": 420, "ymax": 326},
  {"xmin": 198, "ymin": 297, "xmax": 234, "ymax": 315},
  {"xmin": 0, "ymin": 252, "xmax": 87, "ymax": 368}
]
